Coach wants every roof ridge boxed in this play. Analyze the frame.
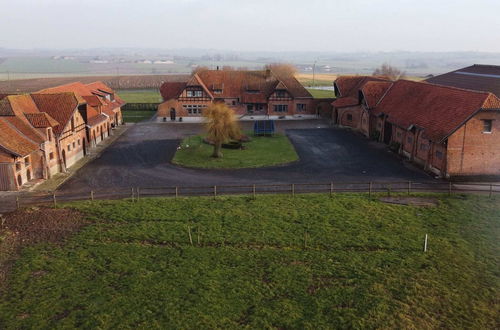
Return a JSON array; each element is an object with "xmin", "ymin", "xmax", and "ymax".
[{"xmin": 400, "ymin": 79, "xmax": 491, "ymax": 96}]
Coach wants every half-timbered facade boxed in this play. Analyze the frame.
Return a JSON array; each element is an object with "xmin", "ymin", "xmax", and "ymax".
[{"xmin": 157, "ymin": 69, "xmax": 315, "ymax": 120}]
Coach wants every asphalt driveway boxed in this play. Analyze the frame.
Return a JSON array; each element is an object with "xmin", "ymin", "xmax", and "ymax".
[{"xmin": 58, "ymin": 120, "xmax": 432, "ymax": 194}]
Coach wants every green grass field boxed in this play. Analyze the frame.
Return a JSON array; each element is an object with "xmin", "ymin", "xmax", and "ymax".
[
  {"xmin": 172, "ymin": 133, "xmax": 299, "ymax": 169},
  {"xmin": 307, "ymin": 88, "xmax": 335, "ymax": 98},
  {"xmin": 122, "ymin": 110, "xmax": 156, "ymax": 123},
  {"xmin": 0, "ymin": 194, "xmax": 498, "ymax": 328},
  {"xmin": 117, "ymin": 89, "xmax": 162, "ymax": 103}
]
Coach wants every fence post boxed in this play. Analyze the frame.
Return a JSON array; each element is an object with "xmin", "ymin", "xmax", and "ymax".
[
  {"xmin": 448, "ymin": 182, "xmax": 452, "ymax": 196},
  {"xmin": 136, "ymin": 187, "xmax": 140, "ymax": 201},
  {"xmin": 53, "ymin": 192, "xmax": 57, "ymax": 208},
  {"xmin": 291, "ymin": 184, "xmax": 295, "ymax": 197},
  {"xmin": 131, "ymin": 187, "xmax": 134, "ymax": 202},
  {"xmin": 214, "ymin": 185, "xmax": 217, "ymax": 198},
  {"xmin": 16, "ymin": 196, "xmax": 19, "ymax": 210},
  {"xmin": 90, "ymin": 190, "xmax": 94, "ymax": 201},
  {"xmin": 369, "ymin": 182, "xmax": 372, "ymax": 197},
  {"xmin": 175, "ymin": 186, "xmax": 178, "ymax": 198},
  {"xmin": 423, "ymin": 234, "xmax": 428, "ymax": 252},
  {"xmin": 252, "ymin": 184, "xmax": 256, "ymax": 199},
  {"xmin": 387, "ymin": 184, "xmax": 391, "ymax": 197},
  {"xmin": 330, "ymin": 182, "xmax": 334, "ymax": 197},
  {"xmin": 489, "ymin": 184, "xmax": 493, "ymax": 198},
  {"xmin": 408, "ymin": 181, "xmax": 411, "ymax": 196}
]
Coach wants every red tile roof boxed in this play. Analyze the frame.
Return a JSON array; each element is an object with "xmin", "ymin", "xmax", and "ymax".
[
  {"xmin": 373, "ymin": 80, "xmax": 500, "ymax": 142},
  {"xmin": 160, "ymin": 82, "xmax": 188, "ymax": 101},
  {"xmin": 30, "ymin": 93, "xmax": 80, "ymax": 135},
  {"xmin": 160, "ymin": 70, "xmax": 312, "ymax": 103},
  {"xmin": 361, "ymin": 81, "xmax": 393, "ymax": 108},
  {"xmin": 0, "ymin": 117, "xmax": 39, "ymax": 157},
  {"xmin": 0, "ymin": 98, "xmax": 14, "ymax": 116},
  {"xmin": 0, "ymin": 149, "xmax": 13, "ymax": 162},
  {"xmin": 24, "ymin": 112, "xmax": 59, "ymax": 128},
  {"xmin": 426, "ymin": 64, "xmax": 500, "ymax": 98},
  {"xmin": 88, "ymin": 113, "xmax": 108, "ymax": 126},
  {"xmin": 333, "ymin": 76, "xmax": 390, "ymax": 108}
]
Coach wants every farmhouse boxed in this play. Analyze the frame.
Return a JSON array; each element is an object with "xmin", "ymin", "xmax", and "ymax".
[
  {"xmin": 0, "ymin": 81, "xmax": 125, "ymax": 190},
  {"xmin": 332, "ymin": 76, "xmax": 500, "ymax": 177},
  {"xmin": 426, "ymin": 64, "xmax": 500, "ymax": 98},
  {"xmin": 157, "ymin": 69, "xmax": 316, "ymax": 120}
]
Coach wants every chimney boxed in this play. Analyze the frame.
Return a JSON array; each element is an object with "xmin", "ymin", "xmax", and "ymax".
[{"xmin": 217, "ymin": 66, "xmax": 219, "ymax": 71}]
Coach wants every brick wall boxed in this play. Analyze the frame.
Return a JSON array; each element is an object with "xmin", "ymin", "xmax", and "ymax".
[{"xmin": 446, "ymin": 111, "xmax": 500, "ymax": 176}]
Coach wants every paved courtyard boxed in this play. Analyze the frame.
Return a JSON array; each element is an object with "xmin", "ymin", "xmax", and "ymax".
[{"xmin": 57, "ymin": 120, "xmax": 432, "ymax": 194}]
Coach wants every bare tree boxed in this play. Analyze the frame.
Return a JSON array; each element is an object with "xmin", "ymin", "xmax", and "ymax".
[
  {"xmin": 191, "ymin": 66, "xmax": 210, "ymax": 75},
  {"xmin": 264, "ymin": 63, "xmax": 297, "ymax": 77},
  {"xmin": 373, "ymin": 63, "xmax": 405, "ymax": 80},
  {"xmin": 204, "ymin": 103, "xmax": 241, "ymax": 158}
]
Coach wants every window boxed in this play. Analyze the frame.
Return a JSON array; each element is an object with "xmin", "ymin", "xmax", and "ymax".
[
  {"xmin": 232, "ymin": 100, "xmax": 236, "ymax": 106},
  {"xmin": 482, "ymin": 119, "xmax": 493, "ymax": 133},
  {"xmin": 182, "ymin": 104, "xmax": 206, "ymax": 115},
  {"xmin": 407, "ymin": 136, "xmax": 413, "ymax": 144},
  {"xmin": 72, "ymin": 142, "xmax": 76, "ymax": 148},
  {"xmin": 47, "ymin": 128, "xmax": 52, "ymax": 142},
  {"xmin": 273, "ymin": 104, "xmax": 288, "ymax": 113},
  {"xmin": 347, "ymin": 114, "xmax": 353, "ymax": 121},
  {"xmin": 420, "ymin": 143, "xmax": 429, "ymax": 151},
  {"xmin": 297, "ymin": 104, "xmax": 306, "ymax": 112},
  {"xmin": 71, "ymin": 118, "xmax": 75, "ymax": 132},
  {"xmin": 187, "ymin": 90, "xmax": 203, "ymax": 97},
  {"xmin": 78, "ymin": 139, "xmax": 81, "ymax": 146},
  {"xmin": 275, "ymin": 91, "xmax": 287, "ymax": 98},
  {"xmin": 213, "ymin": 89, "xmax": 222, "ymax": 94},
  {"xmin": 24, "ymin": 156, "xmax": 30, "ymax": 166},
  {"xmin": 435, "ymin": 150, "xmax": 443, "ymax": 159},
  {"xmin": 49, "ymin": 152, "xmax": 54, "ymax": 160},
  {"xmin": 15, "ymin": 163, "xmax": 21, "ymax": 171},
  {"xmin": 67, "ymin": 144, "xmax": 71, "ymax": 151},
  {"xmin": 396, "ymin": 131, "xmax": 402, "ymax": 138}
]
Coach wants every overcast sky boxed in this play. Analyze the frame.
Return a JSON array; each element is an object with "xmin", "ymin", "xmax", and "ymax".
[{"xmin": 1, "ymin": 0, "xmax": 499, "ymax": 52}]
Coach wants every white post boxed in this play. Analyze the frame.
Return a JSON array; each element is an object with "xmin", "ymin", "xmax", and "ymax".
[{"xmin": 424, "ymin": 234, "xmax": 428, "ymax": 252}]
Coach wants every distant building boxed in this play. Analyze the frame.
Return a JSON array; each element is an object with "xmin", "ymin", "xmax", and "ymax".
[
  {"xmin": 426, "ymin": 64, "xmax": 500, "ymax": 98},
  {"xmin": 157, "ymin": 69, "xmax": 318, "ymax": 120}
]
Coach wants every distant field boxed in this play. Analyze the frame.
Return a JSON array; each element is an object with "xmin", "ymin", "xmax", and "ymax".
[
  {"xmin": 296, "ymin": 73, "xmax": 337, "ymax": 87},
  {"xmin": 117, "ymin": 89, "xmax": 161, "ymax": 103},
  {"xmin": 0, "ymin": 194, "xmax": 498, "ymax": 328},
  {"xmin": 307, "ymin": 88, "xmax": 335, "ymax": 98}
]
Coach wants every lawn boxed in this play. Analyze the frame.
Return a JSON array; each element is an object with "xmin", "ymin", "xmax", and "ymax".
[
  {"xmin": 307, "ymin": 88, "xmax": 335, "ymax": 99},
  {"xmin": 122, "ymin": 110, "xmax": 156, "ymax": 123},
  {"xmin": 117, "ymin": 89, "xmax": 162, "ymax": 103},
  {"xmin": 172, "ymin": 133, "xmax": 299, "ymax": 169},
  {"xmin": 0, "ymin": 194, "xmax": 498, "ymax": 329}
]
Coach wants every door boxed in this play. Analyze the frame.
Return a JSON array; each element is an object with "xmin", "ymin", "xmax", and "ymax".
[
  {"xmin": 170, "ymin": 108, "xmax": 176, "ymax": 121},
  {"xmin": 383, "ymin": 121, "xmax": 392, "ymax": 144}
]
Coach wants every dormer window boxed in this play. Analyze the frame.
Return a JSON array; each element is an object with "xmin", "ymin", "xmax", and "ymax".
[
  {"xmin": 187, "ymin": 90, "xmax": 203, "ymax": 97},
  {"xmin": 275, "ymin": 90, "xmax": 287, "ymax": 98},
  {"xmin": 213, "ymin": 89, "xmax": 223, "ymax": 94}
]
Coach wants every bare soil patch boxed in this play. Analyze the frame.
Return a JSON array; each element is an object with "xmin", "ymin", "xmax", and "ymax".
[
  {"xmin": 379, "ymin": 196, "xmax": 439, "ymax": 207},
  {"xmin": 0, "ymin": 207, "xmax": 88, "ymax": 287}
]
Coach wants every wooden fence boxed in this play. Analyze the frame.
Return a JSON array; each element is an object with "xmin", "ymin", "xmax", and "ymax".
[{"xmin": 1, "ymin": 181, "xmax": 499, "ymax": 212}]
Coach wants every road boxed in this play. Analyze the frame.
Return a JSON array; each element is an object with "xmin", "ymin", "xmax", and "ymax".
[{"xmin": 57, "ymin": 120, "xmax": 432, "ymax": 194}]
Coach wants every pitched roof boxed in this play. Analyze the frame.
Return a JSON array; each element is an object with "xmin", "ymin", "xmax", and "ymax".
[
  {"xmin": 24, "ymin": 112, "xmax": 59, "ymax": 128},
  {"xmin": 361, "ymin": 81, "xmax": 394, "ymax": 108},
  {"xmin": 160, "ymin": 81, "xmax": 188, "ymax": 101},
  {"xmin": 0, "ymin": 117, "xmax": 40, "ymax": 157},
  {"xmin": 38, "ymin": 82, "xmax": 88, "ymax": 104},
  {"xmin": 0, "ymin": 98, "xmax": 14, "ymax": 116},
  {"xmin": 426, "ymin": 64, "xmax": 500, "ymax": 98},
  {"xmin": 0, "ymin": 149, "xmax": 13, "ymax": 163},
  {"xmin": 333, "ymin": 76, "xmax": 390, "ymax": 108},
  {"xmin": 30, "ymin": 93, "xmax": 80, "ymax": 135},
  {"xmin": 160, "ymin": 70, "xmax": 312, "ymax": 103},
  {"xmin": 372, "ymin": 80, "xmax": 500, "ymax": 142},
  {"xmin": 86, "ymin": 81, "xmax": 114, "ymax": 94},
  {"xmin": 6, "ymin": 94, "xmax": 41, "ymax": 115}
]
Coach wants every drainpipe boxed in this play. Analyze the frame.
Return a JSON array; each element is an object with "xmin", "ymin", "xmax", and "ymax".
[{"xmin": 459, "ymin": 122, "xmax": 467, "ymax": 173}]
